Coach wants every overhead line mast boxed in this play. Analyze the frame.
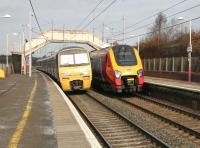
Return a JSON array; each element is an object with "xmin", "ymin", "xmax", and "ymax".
[{"xmin": 28, "ymin": 0, "xmax": 43, "ymax": 34}]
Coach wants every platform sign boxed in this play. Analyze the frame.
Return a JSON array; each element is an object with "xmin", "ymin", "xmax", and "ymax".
[{"xmin": 187, "ymin": 44, "xmax": 192, "ymax": 53}]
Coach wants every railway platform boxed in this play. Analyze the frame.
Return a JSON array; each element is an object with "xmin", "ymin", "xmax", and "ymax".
[
  {"xmin": 145, "ymin": 76, "xmax": 200, "ymax": 93},
  {"xmin": 0, "ymin": 70, "xmax": 100, "ymax": 148}
]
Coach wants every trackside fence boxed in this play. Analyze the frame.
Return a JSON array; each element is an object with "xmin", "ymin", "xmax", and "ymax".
[{"xmin": 143, "ymin": 56, "xmax": 200, "ymax": 73}]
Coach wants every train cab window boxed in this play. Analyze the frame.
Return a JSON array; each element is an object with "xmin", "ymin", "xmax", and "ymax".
[
  {"xmin": 60, "ymin": 53, "xmax": 89, "ymax": 66},
  {"xmin": 75, "ymin": 53, "xmax": 89, "ymax": 64},
  {"xmin": 113, "ymin": 45, "xmax": 137, "ymax": 66},
  {"xmin": 60, "ymin": 55, "xmax": 74, "ymax": 66}
]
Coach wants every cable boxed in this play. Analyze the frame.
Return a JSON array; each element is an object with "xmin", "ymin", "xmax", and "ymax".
[
  {"xmin": 81, "ymin": 0, "xmax": 118, "ymax": 30},
  {"xmin": 28, "ymin": 0, "xmax": 43, "ymax": 34},
  {"xmin": 115, "ymin": 16, "xmax": 200, "ymax": 41},
  {"xmin": 126, "ymin": 0, "xmax": 189, "ymax": 30},
  {"xmin": 76, "ymin": 0, "xmax": 106, "ymax": 29},
  {"xmin": 167, "ymin": 3, "xmax": 200, "ymax": 18},
  {"xmin": 112, "ymin": 3, "xmax": 200, "ymax": 37}
]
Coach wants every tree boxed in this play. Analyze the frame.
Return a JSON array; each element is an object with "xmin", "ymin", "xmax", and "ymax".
[{"xmin": 150, "ymin": 12, "xmax": 167, "ymax": 36}]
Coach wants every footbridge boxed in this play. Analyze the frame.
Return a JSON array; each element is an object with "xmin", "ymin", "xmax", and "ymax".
[{"xmin": 22, "ymin": 30, "xmax": 110, "ymax": 56}]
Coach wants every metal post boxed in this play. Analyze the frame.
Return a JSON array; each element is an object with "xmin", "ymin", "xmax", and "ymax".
[
  {"xmin": 29, "ymin": 11, "xmax": 32, "ymax": 77},
  {"xmin": 102, "ymin": 23, "xmax": 104, "ymax": 43},
  {"xmin": 22, "ymin": 31, "xmax": 25, "ymax": 74},
  {"xmin": 137, "ymin": 36, "xmax": 140, "ymax": 53},
  {"xmin": 172, "ymin": 56, "xmax": 175, "ymax": 72},
  {"xmin": 63, "ymin": 24, "xmax": 65, "ymax": 41},
  {"xmin": 111, "ymin": 28, "xmax": 113, "ymax": 46},
  {"xmin": 166, "ymin": 57, "xmax": 168, "ymax": 72},
  {"xmin": 159, "ymin": 58, "xmax": 162, "ymax": 71},
  {"xmin": 51, "ymin": 20, "xmax": 53, "ymax": 40},
  {"xmin": 148, "ymin": 59, "xmax": 151, "ymax": 71},
  {"xmin": 93, "ymin": 27, "xmax": 95, "ymax": 42},
  {"xmin": 187, "ymin": 20, "xmax": 192, "ymax": 82},
  {"xmin": 23, "ymin": 40, "xmax": 26, "ymax": 75},
  {"xmin": 123, "ymin": 16, "xmax": 125, "ymax": 44},
  {"xmin": 18, "ymin": 34, "xmax": 21, "ymax": 52},
  {"xmin": 6, "ymin": 34, "xmax": 9, "ymax": 75},
  {"xmin": 181, "ymin": 56, "xmax": 183, "ymax": 72}
]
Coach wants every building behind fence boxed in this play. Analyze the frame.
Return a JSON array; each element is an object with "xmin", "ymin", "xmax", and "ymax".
[{"xmin": 143, "ymin": 56, "xmax": 200, "ymax": 73}]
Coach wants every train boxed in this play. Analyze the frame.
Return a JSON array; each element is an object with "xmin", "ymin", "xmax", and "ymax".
[
  {"xmin": 90, "ymin": 45, "xmax": 144, "ymax": 93},
  {"xmin": 37, "ymin": 46, "xmax": 92, "ymax": 91}
]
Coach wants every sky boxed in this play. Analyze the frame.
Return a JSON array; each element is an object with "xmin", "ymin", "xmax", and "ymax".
[{"xmin": 0, "ymin": 0, "xmax": 200, "ymax": 57}]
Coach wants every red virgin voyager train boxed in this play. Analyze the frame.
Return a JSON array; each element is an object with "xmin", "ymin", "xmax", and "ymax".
[{"xmin": 90, "ymin": 45, "xmax": 144, "ymax": 93}]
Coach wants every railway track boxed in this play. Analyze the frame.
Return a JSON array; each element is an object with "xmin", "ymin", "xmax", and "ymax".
[
  {"xmin": 134, "ymin": 93, "xmax": 200, "ymax": 120},
  {"xmin": 67, "ymin": 92, "xmax": 169, "ymax": 148},
  {"xmin": 122, "ymin": 95, "xmax": 200, "ymax": 139},
  {"xmin": 87, "ymin": 89, "xmax": 200, "ymax": 147}
]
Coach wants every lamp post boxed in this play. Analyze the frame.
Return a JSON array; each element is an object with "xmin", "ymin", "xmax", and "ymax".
[
  {"xmin": 6, "ymin": 33, "xmax": 18, "ymax": 75},
  {"xmin": 177, "ymin": 17, "xmax": 184, "ymax": 34},
  {"xmin": 187, "ymin": 20, "xmax": 192, "ymax": 82},
  {"xmin": 29, "ymin": 11, "xmax": 32, "ymax": 77},
  {"xmin": 105, "ymin": 26, "xmax": 114, "ymax": 46},
  {"xmin": 177, "ymin": 17, "xmax": 192, "ymax": 82},
  {"xmin": 1, "ymin": 14, "xmax": 11, "ymax": 74}
]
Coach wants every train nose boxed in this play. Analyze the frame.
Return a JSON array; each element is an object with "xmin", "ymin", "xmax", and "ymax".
[{"xmin": 70, "ymin": 80, "xmax": 83, "ymax": 90}]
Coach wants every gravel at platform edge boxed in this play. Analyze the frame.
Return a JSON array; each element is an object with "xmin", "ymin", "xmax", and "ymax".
[{"xmin": 88, "ymin": 90, "xmax": 199, "ymax": 148}]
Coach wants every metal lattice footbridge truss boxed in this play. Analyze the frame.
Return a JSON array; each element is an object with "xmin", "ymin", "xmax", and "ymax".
[{"xmin": 22, "ymin": 30, "xmax": 110, "ymax": 56}]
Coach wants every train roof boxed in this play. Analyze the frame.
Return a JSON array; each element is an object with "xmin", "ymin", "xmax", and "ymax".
[
  {"xmin": 61, "ymin": 46, "xmax": 85, "ymax": 50},
  {"xmin": 36, "ymin": 46, "xmax": 88, "ymax": 62}
]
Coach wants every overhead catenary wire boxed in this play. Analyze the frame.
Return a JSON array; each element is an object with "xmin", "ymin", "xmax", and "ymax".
[
  {"xmin": 114, "ymin": 16, "xmax": 200, "ymax": 41},
  {"xmin": 81, "ymin": 0, "xmax": 118, "ymax": 30},
  {"xmin": 112, "ymin": 3, "xmax": 200, "ymax": 38},
  {"xmin": 104, "ymin": 0, "xmax": 188, "ymax": 37},
  {"xmin": 28, "ymin": 0, "xmax": 43, "ymax": 34},
  {"xmin": 76, "ymin": 0, "xmax": 106, "ymax": 29},
  {"xmin": 126, "ymin": 0, "xmax": 190, "ymax": 30}
]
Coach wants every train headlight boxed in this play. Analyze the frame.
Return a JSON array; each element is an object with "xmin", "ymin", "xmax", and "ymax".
[
  {"xmin": 115, "ymin": 70, "xmax": 121, "ymax": 78},
  {"xmin": 137, "ymin": 69, "xmax": 143, "ymax": 77}
]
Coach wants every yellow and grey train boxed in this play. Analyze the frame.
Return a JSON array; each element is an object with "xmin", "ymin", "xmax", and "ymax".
[{"xmin": 37, "ymin": 46, "xmax": 92, "ymax": 91}]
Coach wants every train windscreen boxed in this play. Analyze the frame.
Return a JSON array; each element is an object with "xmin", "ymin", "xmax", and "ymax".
[
  {"xmin": 60, "ymin": 53, "xmax": 89, "ymax": 66},
  {"xmin": 113, "ymin": 45, "xmax": 137, "ymax": 66}
]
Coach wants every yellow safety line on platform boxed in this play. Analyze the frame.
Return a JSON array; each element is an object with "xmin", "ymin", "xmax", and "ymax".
[{"xmin": 8, "ymin": 80, "xmax": 38, "ymax": 148}]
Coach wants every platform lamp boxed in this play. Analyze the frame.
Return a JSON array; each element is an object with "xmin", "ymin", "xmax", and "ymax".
[
  {"xmin": 2, "ymin": 14, "xmax": 11, "ymax": 19},
  {"xmin": 177, "ymin": 17, "xmax": 192, "ymax": 82},
  {"xmin": 1, "ymin": 14, "xmax": 12, "ymax": 75}
]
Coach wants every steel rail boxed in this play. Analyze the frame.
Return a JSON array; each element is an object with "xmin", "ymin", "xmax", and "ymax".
[
  {"xmin": 67, "ymin": 93, "xmax": 112, "ymax": 148},
  {"xmin": 86, "ymin": 93, "xmax": 170, "ymax": 148},
  {"xmin": 121, "ymin": 98, "xmax": 200, "ymax": 139},
  {"xmin": 135, "ymin": 93, "xmax": 200, "ymax": 120}
]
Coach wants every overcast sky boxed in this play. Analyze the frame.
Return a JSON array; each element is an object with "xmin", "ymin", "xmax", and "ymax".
[{"xmin": 0, "ymin": 0, "xmax": 200, "ymax": 56}]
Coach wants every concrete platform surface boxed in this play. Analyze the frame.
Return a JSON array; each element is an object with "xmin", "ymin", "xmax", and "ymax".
[
  {"xmin": 145, "ymin": 76, "xmax": 200, "ymax": 93},
  {"xmin": 0, "ymin": 71, "xmax": 98, "ymax": 148}
]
